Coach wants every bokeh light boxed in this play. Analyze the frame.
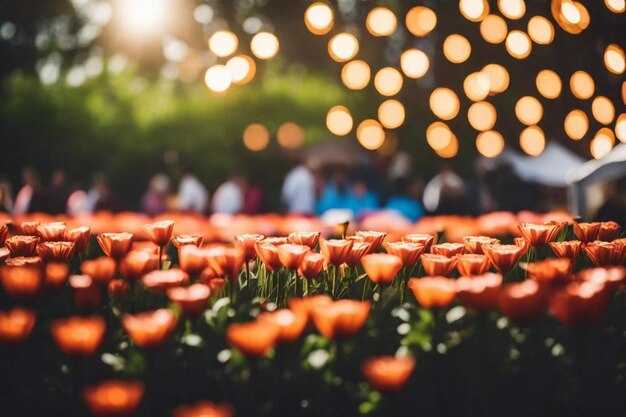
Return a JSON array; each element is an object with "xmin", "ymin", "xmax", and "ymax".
[
  {"xmin": 405, "ymin": 6, "xmax": 437, "ymax": 37},
  {"xmin": 481, "ymin": 64, "xmax": 510, "ymax": 94},
  {"xmin": 460, "ymin": 0, "xmax": 490, "ymax": 22},
  {"xmin": 605, "ymin": 0, "xmax": 625, "ymax": 13},
  {"xmin": 204, "ymin": 65, "xmax": 231, "ymax": 93},
  {"xmin": 505, "ymin": 30, "xmax": 532, "ymax": 59},
  {"xmin": 590, "ymin": 128, "xmax": 615, "ymax": 159},
  {"xmin": 277, "ymin": 122, "xmax": 305, "ymax": 149},
  {"xmin": 118, "ymin": 0, "xmax": 166, "ymax": 34},
  {"xmin": 553, "ymin": 1, "xmax": 589, "ymax": 34},
  {"xmin": 498, "ymin": 0, "xmax": 526, "ymax": 20},
  {"xmin": 520, "ymin": 126, "xmax": 546, "ymax": 156},
  {"xmin": 435, "ymin": 133, "xmax": 459, "ymax": 158},
  {"xmin": 400, "ymin": 49, "xmax": 429, "ymax": 79},
  {"xmin": 476, "ymin": 130, "xmax": 505, "ymax": 158},
  {"xmin": 243, "ymin": 123, "xmax": 270, "ymax": 151},
  {"xmin": 591, "ymin": 96, "xmax": 615, "ymax": 125},
  {"xmin": 208, "ymin": 31, "xmax": 238, "ymax": 58},
  {"xmin": 326, "ymin": 105, "xmax": 353, "ymax": 136},
  {"xmin": 615, "ymin": 113, "xmax": 626, "ymax": 142},
  {"xmin": 443, "ymin": 34, "xmax": 471, "ymax": 64},
  {"xmin": 463, "ymin": 72, "xmax": 491, "ymax": 101},
  {"xmin": 378, "ymin": 100, "xmax": 405, "ymax": 129},
  {"xmin": 251, "ymin": 32, "xmax": 279, "ymax": 59},
  {"xmin": 515, "ymin": 96, "xmax": 543, "ymax": 125},
  {"xmin": 429, "ymin": 88, "xmax": 460, "ymax": 120},
  {"xmin": 366, "ymin": 7, "xmax": 397, "ymax": 37},
  {"xmin": 604, "ymin": 44, "xmax": 626, "ymax": 74},
  {"xmin": 328, "ymin": 32, "xmax": 359, "ymax": 62},
  {"xmin": 564, "ymin": 109, "xmax": 589, "ymax": 140},
  {"xmin": 304, "ymin": 2, "xmax": 334, "ymax": 35},
  {"xmin": 468, "ymin": 101, "xmax": 497, "ymax": 131},
  {"xmin": 570, "ymin": 71, "xmax": 594, "ymax": 99},
  {"xmin": 561, "ymin": 1, "xmax": 581, "ymax": 24},
  {"xmin": 357, "ymin": 119, "xmax": 385, "ymax": 150},
  {"xmin": 226, "ymin": 55, "xmax": 256, "ymax": 85},
  {"xmin": 480, "ymin": 15, "xmax": 508, "ymax": 44},
  {"xmin": 341, "ymin": 60, "xmax": 371, "ymax": 90},
  {"xmin": 536, "ymin": 70, "xmax": 562, "ymax": 99},
  {"xmin": 427, "ymin": 122, "xmax": 453, "ymax": 151},
  {"xmin": 374, "ymin": 67, "xmax": 403, "ymax": 96},
  {"xmin": 527, "ymin": 16, "xmax": 555, "ymax": 44}
]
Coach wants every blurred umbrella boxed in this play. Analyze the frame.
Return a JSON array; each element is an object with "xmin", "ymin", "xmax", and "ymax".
[{"xmin": 298, "ymin": 139, "xmax": 371, "ymax": 167}]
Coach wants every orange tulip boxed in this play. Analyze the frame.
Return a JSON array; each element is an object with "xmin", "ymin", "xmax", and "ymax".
[
  {"xmin": 36, "ymin": 241, "xmax": 76, "ymax": 262},
  {"xmin": 255, "ymin": 242, "xmax": 283, "ymax": 271},
  {"xmin": 550, "ymin": 281, "xmax": 609, "ymax": 326},
  {"xmin": 403, "ymin": 233, "xmax": 437, "ymax": 251},
  {"xmin": 36, "ymin": 222, "xmax": 66, "ymax": 242},
  {"xmin": 513, "ymin": 237, "xmax": 530, "ymax": 253},
  {"xmin": 361, "ymin": 356, "xmax": 416, "ymax": 393},
  {"xmin": 0, "ymin": 308, "xmax": 36, "ymax": 344},
  {"xmin": 173, "ymin": 401, "xmax": 234, "ymax": 417},
  {"xmin": 207, "ymin": 246, "xmax": 245, "ymax": 280},
  {"xmin": 482, "ymin": 244, "xmax": 525, "ymax": 273},
  {"xmin": 420, "ymin": 254, "xmax": 457, "ymax": 277},
  {"xmin": 361, "ymin": 253, "xmax": 403, "ymax": 285},
  {"xmin": 573, "ymin": 222, "xmax": 601, "ymax": 243},
  {"xmin": 311, "ymin": 299, "xmax": 370, "ymax": 338},
  {"xmin": 597, "ymin": 221, "xmax": 620, "ymax": 241},
  {"xmin": 65, "ymin": 226, "xmax": 91, "ymax": 252},
  {"xmin": 142, "ymin": 269, "xmax": 189, "ymax": 292},
  {"xmin": 455, "ymin": 272, "xmax": 502, "ymax": 312},
  {"xmin": 463, "ymin": 236, "xmax": 500, "ymax": 254},
  {"xmin": 355, "ymin": 231, "xmax": 388, "ymax": 253},
  {"xmin": 258, "ymin": 308, "xmax": 308, "ymax": 343},
  {"xmin": 583, "ymin": 240, "xmax": 626, "ymax": 266},
  {"xmin": 344, "ymin": 242, "xmax": 372, "ymax": 267},
  {"xmin": 83, "ymin": 380, "xmax": 144, "ymax": 417},
  {"xmin": 4, "ymin": 256, "xmax": 41, "ymax": 266},
  {"xmin": 171, "ymin": 234, "xmax": 204, "ymax": 249},
  {"xmin": 5, "ymin": 235, "xmax": 39, "ymax": 257},
  {"xmin": 143, "ymin": 220, "xmax": 175, "ymax": 247},
  {"xmin": 288, "ymin": 295, "xmax": 333, "ymax": 320},
  {"xmin": 320, "ymin": 239, "xmax": 354, "ymax": 266},
  {"xmin": 97, "ymin": 232, "xmax": 133, "ymax": 259},
  {"xmin": 455, "ymin": 254, "xmax": 491, "ymax": 276},
  {"xmin": 18, "ymin": 221, "xmax": 40, "ymax": 236},
  {"xmin": 206, "ymin": 277, "xmax": 226, "ymax": 294},
  {"xmin": 517, "ymin": 222, "xmax": 564, "ymax": 246},
  {"xmin": 522, "ymin": 258, "xmax": 573, "ymax": 282},
  {"xmin": 383, "ymin": 242, "xmax": 425, "ymax": 268},
  {"xmin": 119, "ymin": 251, "xmax": 159, "ymax": 280},
  {"xmin": 276, "ymin": 244, "xmax": 310, "ymax": 270},
  {"xmin": 108, "ymin": 279, "xmax": 129, "ymax": 298},
  {"xmin": 431, "ymin": 242, "xmax": 465, "ymax": 258},
  {"xmin": 51, "ymin": 315, "xmax": 106, "ymax": 357},
  {"xmin": 178, "ymin": 245, "xmax": 209, "ymax": 275},
  {"xmin": 287, "ymin": 231, "xmax": 321, "ymax": 249},
  {"xmin": 0, "ymin": 263, "xmax": 42, "ymax": 299},
  {"xmin": 408, "ymin": 277, "xmax": 456, "ymax": 308},
  {"xmin": 69, "ymin": 275, "xmax": 102, "ymax": 310},
  {"xmin": 45, "ymin": 262, "xmax": 69, "ymax": 289},
  {"xmin": 262, "ymin": 236, "xmax": 288, "ymax": 246},
  {"xmin": 226, "ymin": 321, "xmax": 280, "ymax": 357},
  {"xmin": 166, "ymin": 283, "xmax": 211, "ymax": 316},
  {"xmin": 122, "ymin": 309, "xmax": 177, "ymax": 348},
  {"xmin": 498, "ymin": 280, "xmax": 547, "ymax": 323},
  {"xmin": 549, "ymin": 240, "xmax": 582, "ymax": 260},
  {"xmin": 576, "ymin": 266, "xmax": 626, "ymax": 294},
  {"xmin": 81, "ymin": 256, "xmax": 117, "ymax": 285},
  {"xmin": 130, "ymin": 240, "xmax": 159, "ymax": 254},
  {"xmin": 234, "ymin": 234, "xmax": 265, "ymax": 261},
  {"xmin": 0, "ymin": 222, "xmax": 7, "ymax": 246},
  {"xmin": 298, "ymin": 252, "xmax": 325, "ymax": 279}
]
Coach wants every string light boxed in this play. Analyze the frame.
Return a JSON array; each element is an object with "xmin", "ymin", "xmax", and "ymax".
[
  {"xmin": 590, "ymin": 128, "xmax": 615, "ymax": 159},
  {"xmin": 505, "ymin": 30, "xmax": 532, "ymax": 59},
  {"xmin": 520, "ymin": 126, "xmax": 546, "ymax": 156},
  {"xmin": 226, "ymin": 55, "xmax": 256, "ymax": 85},
  {"xmin": 251, "ymin": 32, "xmax": 279, "ymax": 59},
  {"xmin": 243, "ymin": 124, "xmax": 270, "ymax": 151},
  {"xmin": 435, "ymin": 133, "xmax": 459, "ymax": 158},
  {"xmin": 527, "ymin": 16, "xmax": 554, "ymax": 45},
  {"xmin": 591, "ymin": 96, "xmax": 615, "ymax": 125},
  {"xmin": 357, "ymin": 119, "xmax": 385, "ymax": 150},
  {"xmin": 536, "ymin": 70, "xmax": 562, "ymax": 99},
  {"xmin": 378, "ymin": 100, "xmax": 405, "ymax": 129},
  {"xmin": 481, "ymin": 64, "xmax": 510, "ymax": 94},
  {"xmin": 468, "ymin": 101, "xmax": 497, "ymax": 131},
  {"xmin": 459, "ymin": 0, "xmax": 490, "ymax": 22},
  {"xmin": 615, "ymin": 114, "xmax": 626, "ymax": 143},
  {"xmin": 326, "ymin": 106, "xmax": 353, "ymax": 136},
  {"xmin": 605, "ymin": 0, "xmax": 625, "ymax": 13},
  {"xmin": 277, "ymin": 122, "xmax": 305, "ymax": 149},
  {"xmin": 515, "ymin": 96, "xmax": 543, "ymax": 125},
  {"xmin": 570, "ymin": 71, "xmax": 595, "ymax": 99},
  {"xmin": 400, "ymin": 49, "xmax": 429, "ymax": 79},
  {"xmin": 429, "ymin": 88, "xmax": 460, "ymax": 120},
  {"xmin": 427, "ymin": 122, "xmax": 453, "ymax": 150},
  {"xmin": 564, "ymin": 109, "xmax": 589, "ymax": 140},
  {"xmin": 328, "ymin": 33, "xmax": 359, "ymax": 62},
  {"xmin": 209, "ymin": 31, "xmax": 238, "ymax": 58},
  {"xmin": 498, "ymin": 0, "xmax": 526, "ymax": 20},
  {"xmin": 374, "ymin": 67, "xmax": 403, "ymax": 96},
  {"xmin": 405, "ymin": 6, "xmax": 437, "ymax": 37},
  {"xmin": 341, "ymin": 60, "xmax": 370, "ymax": 90},
  {"xmin": 443, "ymin": 34, "xmax": 471, "ymax": 64},
  {"xmin": 304, "ymin": 2, "xmax": 334, "ymax": 35},
  {"xmin": 604, "ymin": 44, "xmax": 626, "ymax": 74},
  {"xmin": 366, "ymin": 7, "xmax": 397, "ymax": 37},
  {"xmin": 204, "ymin": 65, "xmax": 231, "ymax": 93},
  {"xmin": 480, "ymin": 15, "xmax": 508, "ymax": 44},
  {"xmin": 464, "ymin": 72, "xmax": 491, "ymax": 101},
  {"xmin": 476, "ymin": 130, "xmax": 505, "ymax": 158}
]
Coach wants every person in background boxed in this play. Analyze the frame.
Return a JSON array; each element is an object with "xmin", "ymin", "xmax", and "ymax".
[
  {"xmin": 281, "ymin": 159, "xmax": 317, "ymax": 216},
  {"xmin": 212, "ymin": 174, "xmax": 247, "ymax": 214},
  {"xmin": 385, "ymin": 177, "xmax": 425, "ymax": 222},
  {"xmin": 85, "ymin": 175, "xmax": 124, "ymax": 213},
  {"xmin": 346, "ymin": 177, "xmax": 379, "ymax": 219},
  {"xmin": 422, "ymin": 165, "xmax": 467, "ymax": 214},
  {"xmin": 316, "ymin": 169, "xmax": 352, "ymax": 215},
  {"xmin": 0, "ymin": 175, "xmax": 14, "ymax": 213},
  {"xmin": 178, "ymin": 167, "xmax": 209, "ymax": 214},
  {"xmin": 42, "ymin": 168, "xmax": 70, "ymax": 214},
  {"xmin": 244, "ymin": 178, "xmax": 265, "ymax": 214},
  {"xmin": 13, "ymin": 166, "xmax": 45, "ymax": 215},
  {"xmin": 141, "ymin": 174, "xmax": 170, "ymax": 216}
]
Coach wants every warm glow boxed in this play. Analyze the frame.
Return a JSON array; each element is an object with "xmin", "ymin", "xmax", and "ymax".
[
  {"xmin": 277, "ymin": 122, "xmax": 305, "ymax": 149},
  {"xmin": 591, "ymin": 96, "xmax": 615, "ymax": 125},
  {"xmin": 460, "ymin": 0, "xmax": 490, "ymax": 21},
  {"xmin": 498, "ymin": 0, "xmax": 526, "ymax": 19},
  {"xmin": 243, "ymin": 124, "xmax": 270, "ymax": 151},
  {"xmin": 427, "ymin": 122, "xmax": 453, "ymax": 151},
  {"xmin": 561, "ymin": 1, "xmax": 581, "ymax": 24},
  {"xmin": 481, "ymin": 64, "xmax": 510, "ymax": 94},
  {"xmin": 564, "ymin": 109, "xmax": 589, "ymax": 141},
  {"xmin": 443, "ymin": 34, "xmax": 471, "ymax": 64},
  {"xmin": 378, "ymin": 99, "xmax": 405, "ymax": 129},
  {"xmin": 357, "ymin": 119, "xmax": 385, "ymax": 150},
  {"xmin": 366, "ymin": 7, "xmax": 397, "ymax": 37},
  {"xmin": 405, "ymin": 6, "xmax": 437, "ymax": 37},
  {"xmin": 605, "ymin": 0, "xmax": 626, "ymax": 13},
  {"xmin": 505, "ymin": 30, "xmax": 532, "ymax": 59},
  {"xmin": 118, "ymin": 0, "xmax": 166, "ymax": 34},
  {"xmin": 527, "ymin": 16, "xmax": 554, "ymax": 45},
  {"xmin": 476, "ymin": 130, "xmax": 505, "ymax": 158},
  {"xmin": 615, "ymin": 114, "xmax": 626, "ymax": 142},
  {"xmin": 604, "ymin": 44, "xmax": 626, "ymax": 74},
  {"xmin": 515, "ymin": 96, "xmax": 543, "ymax": 126},
  {"xmin": 400, "ymin": 49, "xmax": 429, "ymax": 79},
  {"xmin": 204, "ymin": 65, "xmax": 231, "ymax": 93},
  {"xmin": 480, "ymin": 15, "xmax": 508, "ymax": 44},
  {"xmin": 251, "ymin": 32, "xmax": 279, "ymax": 59},
  {"xmin": 464, "ymin": 72, "xmax": 491, "ymax": 102},
  {"xmin": 326, "ymin": 105, "xmax": 353, "ymax": 136},
  {"xmin": 208, "ymin": 31, "xmax": 238, "ymax": 58},
  {"xmin": 305, "ymin": 2, "xmax": 334, "ymax": 35},
  {"xmin": 341, "ymin": 60, "xmax": 370, "ymax": 90},
  {"xmin": 374, "ymin": 67, "xmax": 403, "ymax": 96},
  {"xmin": 520, "ymin": 126, "xmax": 546, "ymax": 156},
  {"xmin": 435, "ymin": 133, "xmax": 459, "ymax": 158},
  {"xmin": 468, "ymin": 101, "xmax": 497, "ymax": 131},
  {"xmin": 570, "ymin": 71, "xmax": 595, "ymax": 99},
  {"xmin": 536, "ymin": 70, "xmax": 561, "ymax": 99},
  {"xmin": 429, "ymin": 88, "xmax": 460, "ymax": 120},
  {"xmin": 226, "ymin": 55, "xmax": 256, "ymax": 85},
  {"xmin": 590, "ymin": 128, "xmax": 615, "ymax": 159},
  {"xmin": 328, "ymin": 32, "xmax": 359, "ymax": 62}
]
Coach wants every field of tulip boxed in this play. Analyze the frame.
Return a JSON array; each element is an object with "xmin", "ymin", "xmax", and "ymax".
[{"xmin": 0, "ymin": 211, "xmax": 625, "ymax": 417}]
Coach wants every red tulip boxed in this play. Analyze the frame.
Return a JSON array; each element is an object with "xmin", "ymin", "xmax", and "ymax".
[
  {"xmin": 143, "ymin": 220, "xmax": 175, "ymax": 247},
  {"xmin": 463, "ymin": 236, "xmax": 500, "ymax": 254},
  {"xmin": 576, "ymin": 266, "xmax": 626, "ymax": 294},
  {"xmin": 173, "ymin": 401, "xmax": 234, "ymax": 417},
  {"xmin": 550, "ymin": 281, "xmax": 609, "ymax": 326},
  {"xmin": 83, "ymin": 380, "xmax": 144, "ymax": 417},
  {"xmin": 455, "ymin": 254, "xmax": 491, "ymax": 276},
  {"xmin": 234, "ymin": 234, "xmax": 265, "ymax": 262},
  {"xmin": 171, "ymin": 234, "xmax": 204, "ymax": 249},
  {"xmin": 36, "ymin": 241, "xmax": 75, "ymax": 262},
  {"xmin": 69, "ymin": 275, "xmax": 102, "ymax": 310},
  {"xmin": 549, "ymin": 240, "xmax": 582, "ymax": 260},
  {"xmin": 482, "ymin": 244, "xmax": 525, "ymax": 273},
  {"xmin": 287, "ymin": 231, "xmax": 321, "ymax": 249},
  {"xmin": 288, "ymin": 295, "xmax": 333, "ymax": 320},
  {"xmin": 344, "ymin": 242, "xmax": 372, "ymax": 267},
  {"xmin": 65, "ymin": 226, "xmax": 91, "ymax": 252},
  {"xmin": 311, "ymin": 299, "xmax": 370, "ymax": 338},
  {"xmin": 403, "ymin": 233, "xmax": 437, "ymax": 251},
  {"xmin": 455, "ymin": 272, "xmax": 502, "ymax": 312},
  {"xmin": 119, "ymin": 251, "xmax": 159, "ymax": 280},
  {"xmin": 0, "ymin": 308, "xmax": 36, "ymax": 345},
  {"xmin": 431, "ymin": 242, "xmax": 465, "ymax": 258},
  {"xmin": 166, "ymin": 283, "xmax": 211, "ymax": 316},
  {"xmin": 420, "ymin": 254, "xmax": 457, "ymax": 277},
  {"xmin": 108, "ymin": 279, "xmax": 129, "ymax": 298},
  {"xmin": 122, "ymin": 309, "xmax": 177, "ymax": 348},
  {"xmin": 361, "ymin": 253, "xmax": 403, "ymax": 285},
  {"xmin": 226, "ymin": 321, "xmax": 280, "ymax": 357},
  {"xmin": 178, "ymin": 245, "xmax": 209, "ymax": 275},
  {"xmin": 18, "ymin": 221, "xmax": 40, "ymax": 236},
  {"xmin": 355, "ymin": 230, "xmax": 388, "ymax": 253},
  {"xmin": 207, "ymin": 246, "xmax": 245, "ymax": 280},
  {"xmin": 0, "ymin": 263, "xmax": 42, "ymax": 299},
  {"xmin": 97, "ymin": 233, "xmax": 133, "ymax": 259},
  {"xmin": 361, "ymin": 356, "xmax": 416, "ymax": 393},
  {"xmin": 573, "ymin": 222, "xmax": 601, "ymax": 243},
  {"xmin": 257, "ymin": 308, "xmax": 308, "ymax": 343},
  {"xmin": 44, "ymin": 262, "xmax": 69, "ymax": 289},
  {"xmin": 276, "ymin": 244, "xmax": 310, "ymax": 270},
  {"xmin": 0, "ymin": 223, "xmax": 7, "ymax": 246},
  {"xmin": 36, "ymin": 222, "xmax": 66, "ymax": 242},
  {"xmin": 298, "ymin": 252, "xmax": 325, "ymax": 279},
  {"xmin": 583, "ymin": 240, "xmax": 626, "ymax": 266},
  {"xmin": 522, "ymin": 258, "xmax": 573, "ymax": 282},
  {"xmin": 518, "ymin": 222, "xmax": 564, "ymax": 246},
  {"xmin": 498, "ymin": 280, "xmax": 547, "ymax": 323},
  {"xmin": 319, "ymin": 239, "xmax": 354, "ymax": 266},
  {"xmin": 255, "ymin": 242, "xmax": 283, "ymax": 271},
  {"xmin": 142, "ymin": 269, "xmax": 189, "ymax": 292},
  {"xmin": 262, "ymin": 236, "xmax": 288, "ymax": 246},
  {"xmin": 408, "ymin": 277, "xmax": 456, "ymax": 309},
  {"xmin": 82, "ymin": 256, "xmax": 117, "ymax": 285},
  {"xmin": 51, "ymin": 315, "xmax": 106, "ymax": 357},
  {"xmin": 5, "ymin": 235, "xmax": 39, "ymax": 257},
  {"xmin": 383, "ymin": 242, "xmax": 425, "ymax": 268},
  {"xmin": 597, "ymin": 221, "xmax": 620, "ymax": 241}
]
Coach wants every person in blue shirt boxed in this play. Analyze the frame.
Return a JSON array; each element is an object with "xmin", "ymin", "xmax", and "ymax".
[
  {"xmin": 385, "ymin": 177, "xmax": 425, "ymax": 222},
  {"xmin": 316, "ymin": 169, "xmax": 352, "ymax": 215},
  {"xmin": 346, "ymin": 177, "xmax": 379, "ymax": 219}
]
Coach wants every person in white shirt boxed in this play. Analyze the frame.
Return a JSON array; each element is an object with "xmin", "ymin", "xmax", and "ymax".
[
  {"xmin": 178, "ymin": 171, "xmax": 209, "ymax": 214},
  {"xmin": 212, "ymin": 175, "xmax": 246, "ymax": 214},
  {"xmin": 281, "ymin": 160, "xmax": 317, "ymax": 215}
]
